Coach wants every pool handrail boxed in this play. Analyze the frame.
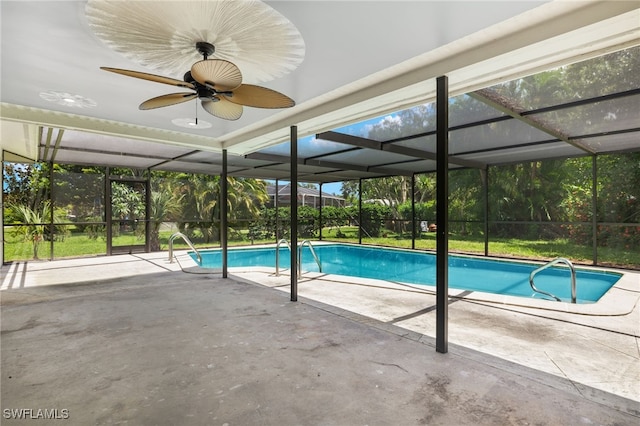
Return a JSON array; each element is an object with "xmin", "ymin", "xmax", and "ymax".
[
  {"xmin": 275, "ymin": 239, "xmax": 291, "ymax": 276},
  {"xmin": 168, "ymin": 232, "xmax": 202, "ymax": 265},
  {"xmin": 529, "ymin": 257, "xmax": 576, "ymax": 303},
  {"xmin": 299, "ymin": 240, "xmax": 322, "ymax": 275}
]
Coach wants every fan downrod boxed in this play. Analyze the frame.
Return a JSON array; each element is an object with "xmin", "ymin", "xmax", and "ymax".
[{"xmin": 196, "ymin": 42, "xmax": 215, "ymax": 60}]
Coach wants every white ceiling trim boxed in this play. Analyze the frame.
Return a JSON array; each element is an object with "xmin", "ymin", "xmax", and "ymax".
[{"xmin": 0, "ymin": 103, "xmax": 223, "ymax": 152}]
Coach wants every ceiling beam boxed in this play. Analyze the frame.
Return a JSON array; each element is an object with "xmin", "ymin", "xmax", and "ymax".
[
  {"xmin": 38, "ymin": 144, "xmax": 173, "ymax": 161},
  {"xmin": 470, "ymin": 89, "xmax": 595, "ymax": 155},
  {"xmin": 148, "ymin": 149, "xmax": 202, "ymax": 169},
  {"xmin": 41, "ymin": 127, "xmax": 54, "ymax": 162},
  {"xmin": 245, "ymin": 152, "xmax": 413, "ymax": 177},
  {"xmin": 49, "ymin": 128, "xmax": 65, "ymax": 164},
  {"xmin": 317, "ymin": 131, "xmax": 381, "ymax": 150},
  {"xmin": 317, "ymin": 131, "xmax": 486, "ymax": 169}
]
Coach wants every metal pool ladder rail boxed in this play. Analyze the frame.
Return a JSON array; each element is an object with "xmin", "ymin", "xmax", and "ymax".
[
  {"xmin": 529, "ymin": 257, "xmax": 576, "ymax": 303},
  {"xmin": 275, "ymin": 239, "xmax": 291, "ymax": 276},
  {"xmin": 298, "ymin": 240, "xmax": 322, "ymax": 275},
  {"xmin": 168, "ymin": 232, "xmax": 202, "ymax": 265}
]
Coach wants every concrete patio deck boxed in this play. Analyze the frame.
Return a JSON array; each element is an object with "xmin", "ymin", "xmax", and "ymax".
[{"xmin": 1, "ymin": 251, "xmax": 639, "ymax": 425}]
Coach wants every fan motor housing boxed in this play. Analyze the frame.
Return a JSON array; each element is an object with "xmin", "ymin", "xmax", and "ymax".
[
  {"xmin": 184, "ymin": 71, "xmax": 210, "ymax": 99},
  {"xmin": 195, "ymin": 41, "xmax": 215, "ymax": 58}
]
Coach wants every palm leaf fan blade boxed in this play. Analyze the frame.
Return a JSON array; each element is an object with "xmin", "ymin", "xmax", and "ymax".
[
  {"xmin": 225, "ymin": 84, "xmax": 295, "ymax": 108},
  {"xmin": 101, "ymin": 67, "xmax": 195, "ymax": 89},
  {"xmin": 201, "ymin": 98, "xmax": 243, "ymax": 121},
  {"xmin": 140, "ymin": 93, "xmax": 197, "ymax": 110},
  {"xmin": 191, "ymin": 60, "xmax": 243, "ymax": 92}
]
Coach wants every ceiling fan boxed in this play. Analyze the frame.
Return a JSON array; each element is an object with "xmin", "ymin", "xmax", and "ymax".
[{"xmin": 102, "ymin": 42, "xmax": 295, "ymax": 121}]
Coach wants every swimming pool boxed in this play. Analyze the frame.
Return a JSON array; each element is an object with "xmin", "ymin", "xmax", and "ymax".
[{"xmin": 191, "ymin": 243, "xmax": 622, "ymax": 304}]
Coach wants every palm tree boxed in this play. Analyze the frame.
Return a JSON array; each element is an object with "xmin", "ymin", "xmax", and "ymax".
[
  {"xmin": 178, "ymin": 174, "xmax": 220, "ymax": 242},
  {"xmin": 227, "ymin": 178, "xmax": 268, "ymax": 220},
  {"xmin": 149, "ymin": 187, "xmax": 183, "ymax": 251},
  {"xmin": 7, "ymin": 200, "xmax": 63, "ymax": 260},
  {"xmin": 176, "ymin": 174, "xmax": 269, "ymax": 243}
]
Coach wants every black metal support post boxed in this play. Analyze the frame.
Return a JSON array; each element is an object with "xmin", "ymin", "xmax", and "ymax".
[
  {"xmin": 411, "ymin": 173, "xmax": 416, "ymax": 250},
  {"xmin": 290, "ymin": 126, "xmax": 298, "ymax": 301},
  {"xmin": 275, "ymin": 179, "xmax": 279, "ymax": 241},
  {"xmin": 592, "ymin": 155, "xmax": 598, "ymax": 265},
  {"xmin": 221, "ymin": 149, "xmax": 228, "ymax": 278},
  {"xmin": 482, "ymin": 167, "xmax": 489, "ymax": 257},
  {"xmin": 319, "ymin": 183, "xmax": 323, "ymax": 240},
  {"xmin": 436, "ymin": 75, "xmax": 449, "ymax": 354},
  {"xmin": 105, "ymin": 167, "xmax": 112, "ymax": 256},
  {"xmin": 49, "ymin": 163, "xmax": 54, "ymax": 260},
  {"xmin": 145, "ymin": 175, "xmax": 151, "ymax": 253},
  {"xmin": 358, "ymin": 179, "xmax": 363, "ymax": 245}
]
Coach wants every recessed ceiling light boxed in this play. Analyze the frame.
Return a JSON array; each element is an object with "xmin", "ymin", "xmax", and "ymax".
[
  {"xmin": 172, "ymin": 118, "xmax": 212, "ymax": 129},
  {"xmin": 40, "ymin": 91, "xmax": 97, "ymax": 108}
]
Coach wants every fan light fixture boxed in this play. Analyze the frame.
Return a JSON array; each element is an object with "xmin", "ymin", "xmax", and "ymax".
[{"xmin": 172, "ymin": 118, "xmax": 212, "ymax": 129}]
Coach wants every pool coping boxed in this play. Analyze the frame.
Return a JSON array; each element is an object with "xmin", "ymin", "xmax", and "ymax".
[{"xmin": 174, "ymin": 243, "xmax": 640, "ymax": 317}]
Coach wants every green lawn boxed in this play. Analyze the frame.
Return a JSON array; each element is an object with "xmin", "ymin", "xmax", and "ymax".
[
  {"xmin": 4, "ymin": 226, "xmax": 638, "ymax": 269},
  {"xmin": 320, "ymin": 226, "xmax": 638, "ymax": 268}
]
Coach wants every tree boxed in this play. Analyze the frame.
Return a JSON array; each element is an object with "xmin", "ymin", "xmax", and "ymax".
[
  {"xmin": 175, "ymin": 173, "xmax": 268, "ymax": 243},
  {"xmin": 448, "ymin": 168, "xmax": 483, "ymax": 235},
  {"xmin": 227, "ymin": 177, "xmax": 268, "ymax": 221},
  {"xmin": 52, "ymin": 165, "xmax": 104, "ymax": 222},
  {"xmin": 111, "ymin": 183, "xmax": 145, "ymax": 219},
  {"xmin": 357, "ymin": 203, "xmax": 392, "ymax": 238},
  {"xmin": 149, "ymin": 182, "xmax": 183, "ymax": 251},
  {"xmin": 7, "ymin": 200, "xmax": 66, "ymax": 260},
  {"xmin": 596, "ymin": 153, "xmax": 640, "ymax": 250},
  {"xmin": 3, "ymin": 162, "xmax": 50, "ymax": 210}
]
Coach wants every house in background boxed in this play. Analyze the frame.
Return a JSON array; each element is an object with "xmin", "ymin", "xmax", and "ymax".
[{"xmin": 266, "ymin": 184, "xmax": 345, "ymax": 208}]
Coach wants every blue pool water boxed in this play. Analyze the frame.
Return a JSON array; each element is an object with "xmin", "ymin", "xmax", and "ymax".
[{"xmin": 191, "ymin": 244, "xmax": 621, "ymax": 303}]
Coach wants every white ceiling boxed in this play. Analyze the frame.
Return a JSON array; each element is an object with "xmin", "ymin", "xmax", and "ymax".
[{"xmin": 1, "ymin": 1, "xmax": 639, "ymax": 161}]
